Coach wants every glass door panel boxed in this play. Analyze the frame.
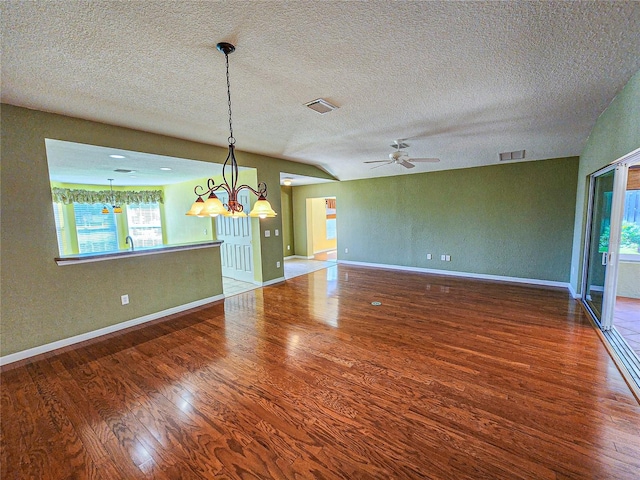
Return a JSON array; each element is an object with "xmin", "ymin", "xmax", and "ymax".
[{"xmin": 584, "ymin": 170, "xmax": 615, "ymax": 323}]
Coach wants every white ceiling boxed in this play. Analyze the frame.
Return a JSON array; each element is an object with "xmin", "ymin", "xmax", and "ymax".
[{"xmin": 3, "ymin": 1, "xmax": 640, "ymax": 182}]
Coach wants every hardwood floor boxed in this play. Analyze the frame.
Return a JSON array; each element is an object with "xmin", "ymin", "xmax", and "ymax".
[{"xmin": 2, "ymin": 265, "xmax": 640, "ymax": 479}]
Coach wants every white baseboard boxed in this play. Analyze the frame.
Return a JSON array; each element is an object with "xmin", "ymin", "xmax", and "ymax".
[
  {"xmin": 337, "ymin": 260, "xmax": 571, "ymax": 290},
  {"xmin": 0, "ymin": 293, "xmax": 225, "ymax": 367},
  {"xmin": 262, "ymin": 276, "xmax": 285, "ymax": 287},
  {"xmin": 286, "ymin": 255, "xmax": 315, "ymax": 260},
  {"xmin": 568, "ymin": 283, "xmax": 582, "ymax": 299}
]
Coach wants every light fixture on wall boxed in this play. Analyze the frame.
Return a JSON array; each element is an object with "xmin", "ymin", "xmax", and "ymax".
[
  {"xmin": 186, "ymin": 42, "xmax": 276, "ymax": 219},
  {"xmin": 283, "ymin": 178, "xmax": 293, "ymax": 186},
  {"xmin": 102, "ymin": 179, "xmax": 122, "ymax": 214}
]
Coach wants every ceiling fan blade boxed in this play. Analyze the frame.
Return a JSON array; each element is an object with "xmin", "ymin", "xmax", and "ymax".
[
  {"xmin": 364, "ymin": 160, "xmax": 391, "ymax": 164},
  {"xmin": 370, "ymin": 161, "xmax": 393, "ymax": 169},
  {"xmin": 408, "ymin": 157, "xmax": 440, "ymax": 163},
  {"xmin": 399, "ymin": 160, "xmax": 415, "ymax": 169}
]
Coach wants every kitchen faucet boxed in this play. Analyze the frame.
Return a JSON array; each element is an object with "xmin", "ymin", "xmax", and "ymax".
[{"xmin": 125, "ymin": 235, "xmax": 134, "ymax": 251}]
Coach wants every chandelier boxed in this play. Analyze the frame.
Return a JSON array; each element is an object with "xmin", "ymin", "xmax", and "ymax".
[
  {"xmin": 102, "ymin": 179, "xmax": 122, "ymax": 214},
  {"xmin": 186, "ymin": 42, "xmax": 276, "ymax": 219}
]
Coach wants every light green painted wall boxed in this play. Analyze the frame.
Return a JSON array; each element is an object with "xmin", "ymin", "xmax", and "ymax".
[
  {"xmin": 293, "ymin": 158, "xmax": 578, "ymax": 282},
  {"xmin": 570, "ymin": 69, "xmax": 640, "ymax": 292},
  {"xmin": 164, "ymin": 177, "xmax": 215, "ymax": 245},
  {"xmin": 0, "ymin": 104, "xmax": 333, "ymax": 357},
  {"xmin": 280, "ymin": 186, "xmax": 295, "ymax": 257}
]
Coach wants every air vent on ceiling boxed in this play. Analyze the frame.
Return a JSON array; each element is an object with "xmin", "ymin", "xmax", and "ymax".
[
  {"xmin": 499, "ymin": 150, "xmax": 526, "ymax": 161},
  {"xmin": 114, "ymin": 169, "xmax": 135, "ymax": 173},
  {"xmin": 304, "ymin": 98, "xmax": 338, "ymax": 114}
]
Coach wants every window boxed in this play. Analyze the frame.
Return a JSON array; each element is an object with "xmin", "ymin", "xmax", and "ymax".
[
  {"xmin": 127, "ymin": 202, "xmax": 163, "ymax": 248},
  {"xmin": 52, "ymin": 203, "xmax": 68, "ymax": 254},
  {"xmin": 74, "ymin": 203, "xmax": 118, "ymax": 253},
  {"xmin": 621, "ymin": 190, "xmax": 640, "ymax": 260}
]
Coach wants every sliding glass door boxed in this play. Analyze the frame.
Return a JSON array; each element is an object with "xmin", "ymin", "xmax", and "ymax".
[{"xmin": 583, "ymin": 164, "xmax": 629, "ymax": 329}]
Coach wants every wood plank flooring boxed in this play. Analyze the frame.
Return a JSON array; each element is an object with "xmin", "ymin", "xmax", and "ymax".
[{"xmin": 2, "ymin": 265, "xmax": 640, "ymax": 479}]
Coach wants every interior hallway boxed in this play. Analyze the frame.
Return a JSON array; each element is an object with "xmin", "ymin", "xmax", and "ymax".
[{"xmin": 222, "ymin": 252, "xmax": 337, "ymax": 297}]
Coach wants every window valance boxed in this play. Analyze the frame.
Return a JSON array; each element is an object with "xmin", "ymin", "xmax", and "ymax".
[{"xmin": 51, "ymin": 187, "xmax": 164, "ymax": 205}]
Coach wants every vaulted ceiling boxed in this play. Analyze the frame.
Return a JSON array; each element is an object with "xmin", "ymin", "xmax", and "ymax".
[{"xmin": 2, "ymin": 1, "xmax": 640, "ymax": 182}]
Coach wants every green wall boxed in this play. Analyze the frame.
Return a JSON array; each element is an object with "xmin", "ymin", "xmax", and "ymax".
[
  {"xmin": 293, "ymin": 157, "xmax": 579, "ymax": 282},
  {"xmin": 280, "ymin": 186, "xmax": 295, "ymax": 257},
  {"xmin": 0, "ymin": 104, "xmax": 333, "ymax": 357},
  {"xmin": 570, "ymin": 69, "xmax": 640, "ymax": 293},
  {"xmin": 164, "ymin": 176, "xmax": 215, "ymax": 245}
]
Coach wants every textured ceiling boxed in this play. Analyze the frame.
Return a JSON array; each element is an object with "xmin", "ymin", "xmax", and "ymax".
[{"xmin": 2, "ymin": 1, "xmax": 640, "ymax": 182}]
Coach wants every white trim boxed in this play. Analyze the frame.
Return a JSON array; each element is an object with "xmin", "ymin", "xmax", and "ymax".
[
  {"xmin": 262, "ymin": 276, "xmax": 285, "ymax": 287},
  {"xmin": 568, "ymin": 283, "xmax": 582, "ymax": 299},
  {"xmin": 0, "ymin": 293, "xmax": 225, "ymax": 367},
  {"xmin": 286, "ymin": 255, "xmax": 315, "ymax": 260},
  {"xmin": 338, "ymin": 260, "xmax": 570, "ymax": 289}
]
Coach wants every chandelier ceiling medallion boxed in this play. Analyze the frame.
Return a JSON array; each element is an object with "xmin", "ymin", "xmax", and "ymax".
[{"xmin": 186, "ymin": 42, "xmax": 276, "ymax": 219}]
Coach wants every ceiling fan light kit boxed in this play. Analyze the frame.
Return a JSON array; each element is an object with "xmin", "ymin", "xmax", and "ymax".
[{"xmin": 186, "ymin": 42, "xmax": 276, "ymax": 219}]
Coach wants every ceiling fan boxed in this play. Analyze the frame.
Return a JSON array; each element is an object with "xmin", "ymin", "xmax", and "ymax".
[{"xmin": 364, "ymin": 141, "xmax": 440, "ymax": 169}]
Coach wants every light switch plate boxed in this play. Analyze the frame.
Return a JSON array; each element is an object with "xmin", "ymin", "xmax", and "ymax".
[
  {"xmin": 265, "ymin": 230, "xmax": 271, "ymax": 237},
  {"xmin": 275, "ymin": 229, "xmax": 279, "ymax": 236}
]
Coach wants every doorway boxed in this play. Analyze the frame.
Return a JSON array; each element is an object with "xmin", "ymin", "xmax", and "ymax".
[
  {"xmin": 216, "ymin": 190, "xmax": 255, "ymax": 284},
  {"xmin": 305, "ymin": 197, "xmax": 337, "ymax": 262}
]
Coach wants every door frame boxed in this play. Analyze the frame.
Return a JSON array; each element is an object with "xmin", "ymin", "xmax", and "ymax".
[{"xmin": 581, "ymin": 148, "xmax": 640, "ymax": 329}]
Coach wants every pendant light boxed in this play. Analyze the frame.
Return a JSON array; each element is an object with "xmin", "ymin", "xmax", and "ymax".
[
  {"xmin": 102, "ymin": 179, "xmax": 122, "ymax": 214},
  {"xmin": 186, "ymin": 42, "xmax": 277, "ymax": 219}
]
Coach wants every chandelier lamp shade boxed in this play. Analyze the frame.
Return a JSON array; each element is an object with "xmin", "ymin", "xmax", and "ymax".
[
  {"xmin": 102, "ymin": 179, "xmax": 122, "ymax": 214},
  {"xmin": 186, "ymin": 42, "xmax": 277, "ymax": 219}
]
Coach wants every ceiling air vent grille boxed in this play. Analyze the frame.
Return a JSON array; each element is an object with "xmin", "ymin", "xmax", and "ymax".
[
  {"xmin": 304, "ymin": 98, "xmax": 338, "ymax": 114},
  {"xmin": 499, "ymin": 150, "xmax": 525, "ymax": 161}
]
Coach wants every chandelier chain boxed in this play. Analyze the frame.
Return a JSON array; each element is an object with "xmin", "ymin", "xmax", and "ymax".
[{"xmin": 225, "ymin": 52, "xmax": 235, "ymax": 145}]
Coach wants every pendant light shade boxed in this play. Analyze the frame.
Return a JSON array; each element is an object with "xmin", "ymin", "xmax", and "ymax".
[
  {"xmin": 200, "ymin": 192, "xmax": 228, "ymax": 217},
  {"xmin": 186, "ymin": 42, "xmax": 276, "ymax": 219},
  {"xmin": 186, "ymin": 197, "xmax": 205, "ymax": 216},
  {"xmin": 249, "ymin": 195, "xmax": 278, "ymax": 218}
]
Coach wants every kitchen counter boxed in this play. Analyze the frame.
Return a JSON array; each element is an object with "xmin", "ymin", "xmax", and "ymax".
[{"xmin": 55, "ymin": 240, "xmax": 223, "ymax": 265}]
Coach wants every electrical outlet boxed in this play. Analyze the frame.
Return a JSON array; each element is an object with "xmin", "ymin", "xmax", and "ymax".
[
  {"xmin": 445, "ymin": 255, "xmax": 451, "ymax": 262},
  {"xmin": 427, "ymin": 253, "xmax": 432, "ymax": 260},
  {"xmin": 287, "ymin": 245, "xmax": 290, "ymax": 250},
  {"xmin": 276, "ymin": 261, "xmax": 281, "ymax": 268},
  {"xmin": 203, "ymin": 229, "xmax": 207, "ymax": 235},
  {"xmin": 345, "ymin": 248, "xmax": 349, "ymax": 254},
  {"xmin": 264, "ymin": 230, "xmax": 271, "ymax": 237},
  {"xmin": 121, "ymin": 294, "xmax": 129, "ymax": 305}
]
